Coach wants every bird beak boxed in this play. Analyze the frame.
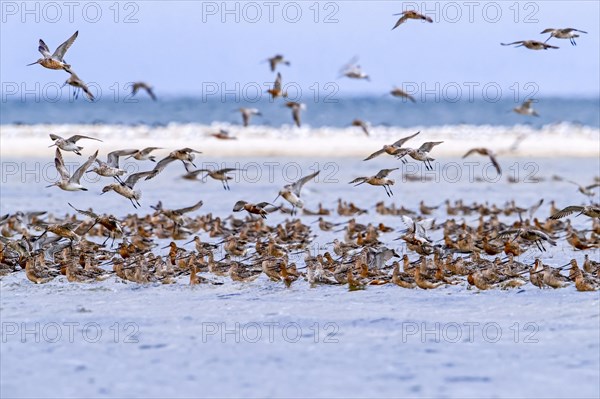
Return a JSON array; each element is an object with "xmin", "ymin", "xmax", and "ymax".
[
  {"xmin": 45, "ymin": 184, "xmax": 54, "ymax": 188},
  {"xmin": 26, "ymin": 61, "xmax": 39, "ymax": 66},
  {"xmin": 273, "ymin": 194, "xmax": 280, "ymax": 202},
  {"xmin": 183, "ymin": 238, "xmax": 195, "ymax": 245},
  {"xmin": 48, "ymin": 143, "xmax": 56, "ymax": 148}
]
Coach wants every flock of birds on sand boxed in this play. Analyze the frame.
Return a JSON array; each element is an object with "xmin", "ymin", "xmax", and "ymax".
[{"xmin": 3, "ymin": 15, "xmax": 598, "ymax": 291}]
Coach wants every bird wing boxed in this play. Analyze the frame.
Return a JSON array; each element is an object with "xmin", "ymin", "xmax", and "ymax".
[
  {"xmin": 501, "ymin": 41, "xmax": 524, "ymax": 46},
  {"xmin": 147, "ymin": 156, "xmax": 176, "ymax": 179},
  {"xmin": 399, "ymin": 215, "xmax": 416, "ymax": 233},
  {"xmin": 107, "ymin": 149, "xmax": 137, "ymax": 168},
  {"xmin": 54, "ymin": 148, "xmax": 70, "ymax": 180},
  {"xmin": 140, "ymin": 147, "xmax": 162, "ymax": 155},
  {"xmin": 496, "ymin": 229, "xmax": 520, "ymax": 240},
  {"xmin": 292, "ymin": 107, "xmax": 301, "ymax": 127},
  {"xmin": 81, "ymin": 83, "xmax": 95, "ymax": 101},
  {"xmin": 180, "ymin": 147, "xmax": 202, "ymax": 154},
  {"xmin": 126, "ymin": 171, "xmax": 155, "ymax": 187},
  {"xmin": 549, "ymin": 206, "xmax": 583, "ymax": 220},
  {"xmin": 291, "ymin": 171, "xmax": 320, "ymax": 196},
  {"xmin": 68, "ymin": 202, "xmax": 98, "ymax": 219},
  {"xmin": 49, "ymin": 133, "xmax": 62, "ymax": 142},
  {"xmin": 174, "ymin": 200, "xmax": 204, "ymax": 215},
  {"xmin": 375, "ymin": 168, "xmax": 398, "ymax": 178},
  {"xmin": 416, "ymin": 218, "xmax": 435, "ymax": 237},
  {"xmin": 489, "ymin": 153, "xmax": 502, "ymax": 175},
  {"xmin": 338, "ymin": 55, "xmax": 360, "ymax": 75},
  {"xmin": 363, "ymin": 148, "xmax": 386, "ymax": 161},
  {"xmin": 348, "ymin": 177, "xmax": 367, "ymax": 184},
  {"xmin": 146, "ymin": 87, "xmax": 157, "ymax": 101},
  {"xmin": 52, "ymin": 31, "xmax": 78, "ymax": 61},
  {"xmin": 392, "ymin": 131, "xmax": 420, "ymax": 147},
  {"xmin": 67, "ymin": 135, "xmax": 103, "ymax": 143},
  {"xmin": 273, "ymin": 73, "xmax": 282, "ymax": 91},
  {"xmin": 419, "ymin": 141, "xmax": 443, "ymax": 152},
  {"xmin": 391, "ymin": 14, "xmax": 409, "ymax": 29},
  {"xmin": 217, "ymin": 168, "xmax": 239, "ymax": 174},
  {"xmin": 462, "ymin": 148, "xmax": 480, "ymax": 158},
  {"xmin": 38, "ymin": 39, "xmax": 52, "ymax": 58},
  {"xmin": 71, "ymin": 150, "xmax": 98, "ymax": 183}
]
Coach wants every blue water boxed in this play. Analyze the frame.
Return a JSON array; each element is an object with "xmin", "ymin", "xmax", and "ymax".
[{"xmin": 1, "ymin": 97, "xmax": 598, "ymax": 128}]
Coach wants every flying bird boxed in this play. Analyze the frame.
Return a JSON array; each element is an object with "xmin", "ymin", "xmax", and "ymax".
[
  {"xmin": 101, "ymin": 170, "xmax": 155, "ymax": 208},
  {"xmin": 274, "ymin": 171, "xmax": 320, "ymax": 215},
  {"xmin": 48, "ymin": 133, "xmax": 102, "ymax": 156},
  {"xmin": 266, "ymin": 54, "xmax": 290, "ymax": 72},
  {"xmin": 131, "ymin": 82, "xmax": 157, "ymax": 101},
  {"xmin": 146, "ymin": 148, "xmax": 202, "ymax": 179},
  {"xmin": 285, "ymin": 101, "xmax": 305, "ymax": 127},
  {"xmin": 550, "ymin": 205, "xmax": 600, "ymax": 220},
  {"xmin": 392, "ymin": 10, "xmax": 433, "ymax": 29},
  {"xmin": 47, "ymin": 148, "xmax": 98, "ymax": 191},
  {"xmin": 501, "ymin": 40, "xmax": 559, "ymax": 50},
  {"xmin": 27, "ymin": 31, "xmax": 78, "ymax": 73},
  {"xmin": 390, "ymin": 87, "xmax": 416, "ymax": 103},
  {"xmin": 363, "ymin": 131, "xmax": 420, "ymax": 161},
  {"xmin": 339, "ymin": 57, "xmax": 370, "ymax": 81},
  {"xmin": 513, "ymin": 99, "xmax": 539, "ymax": 117},
  {"xmin": 267, "ymin": 73, "xmax": 286, "ymax": 99},
  {"xmin": 351, "ymin": 119, "xmax": 370, "ymax": 136},
  {"xmin": 462, "ymin": 148, "xmax": 502, "ymax": 175},
  {"xmin": 63, "ymin": 71, "xmax": 94, "ymax": 101},
  {"xmin": 541, "ymin": 28, "xmax": 587, "ymax": 45},
  {"xmin": 238, "ymin": 108, "xmax": 262, "ymax": 127},
  {"xmin": 349, "ymin": 168, "xmax": 398, "ymax": 197}
]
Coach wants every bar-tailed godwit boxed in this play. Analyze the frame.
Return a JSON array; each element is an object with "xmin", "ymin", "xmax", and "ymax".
[{"xmin": 27, "ymin": 31, "xmax": 78, "ymax": 73}]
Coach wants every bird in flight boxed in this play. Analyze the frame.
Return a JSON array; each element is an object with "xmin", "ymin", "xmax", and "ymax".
[
  {"xmin": 501, "ymin": 40, "xmax": 559, "ymax": 50},
  {"xmin": 513, "ymin": 99, "xmax": 539, "ymax": 117},
  {"xmin": 462, "ymin": 148, "xmax": 502, "ymax": 175},
  {"xmin": 27, "ymin": 31, "xmax": 78, "ymax": 73},
  {"xmin": 131, "ymin": 82, "xmax": 157, "ymax": 101},
  {"xmin": 392, "ymin": 10, "xmax": 433, "ymax": 30},
  {"xmin": 541, "ymin": 28, "xmax": 587, "ymax": 46}
]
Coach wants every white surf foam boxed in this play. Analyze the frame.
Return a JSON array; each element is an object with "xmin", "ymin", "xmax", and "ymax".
[{"xmin": 1, "ymin": 122, "xmax": 598, "ymax": 158}]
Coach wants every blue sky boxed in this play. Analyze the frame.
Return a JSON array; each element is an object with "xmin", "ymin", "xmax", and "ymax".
[{"xmin": 1, "ymin": 1, "xmax": 599, "ymax": 98}]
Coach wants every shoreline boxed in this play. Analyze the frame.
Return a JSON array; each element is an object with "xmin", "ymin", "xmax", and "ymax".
[{"xmin": 1, "ymin": 122, "xmax": 599, "ymax": 158}]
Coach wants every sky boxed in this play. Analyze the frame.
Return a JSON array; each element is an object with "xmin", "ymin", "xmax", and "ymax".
[{"xmin": 1, "ymin": 0, "xmax": 599, "ymax": 99}]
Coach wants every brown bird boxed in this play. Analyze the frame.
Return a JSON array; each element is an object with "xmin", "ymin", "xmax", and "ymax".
[
  {"xmin": 541, "ymin": 28, "xmax": 587, "ymax": 45},
  {"xmin": 285, "ymin": 101, "xmax": 305, "ymax": 127},
  {"xmin": 27, "ymin": 31, "xmax": 78, "ymax": 73},
  {"xmin": 266, "ymin": 54, "xmax": 290, "ymax": 72},
  {"xmin": 349, "ymin": 168, "xmax": 398, "ymax": 197},
  {"xmin": 266, "ymin": 73, "xmax": 286, "ymax": 99},
  {"xmin": 233, "ymin": 201, "xmax": 274, "ymax": 219},
  {"xmin": 513, "ymin": 99, "xmax": 539, "ymax": 116},
  {"xmin": 363, "ymin": 131, "xmax": 420, "ymax": 161},
  {"xmin": 351, "ymin": 119, "xmax": 370, "ymax": 136},
  {"xmin": 146, "ymin": 148, "xmax": 202, "ymax": 179},
  {"xmin": 391, "ymin": 10, "xmax": 433, "ymax": 29},
  {"xmin": 462, "ymin": 148, "xmax": 501, "ymax": 175},
  {"xmin": 501, "ymin": 40, "xmax": 559, "ymax": 50},
  {"xmin": 131, "ymin": 82, "xmax": 157, "ymax": 101},
  {"xmin": 238, "ymin": 108, "xmax": 262, "ymax": 127},
  {"xmin": 390, "ymin": 87, "xmax": 416, "ymax": 103},
  {"xmin": 550, "ymin": 205, "xmax": 600, "ymax": 220},
  {"xmin": 63, "ymin": 71, "xmax": 94, "ymax": 101}
]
